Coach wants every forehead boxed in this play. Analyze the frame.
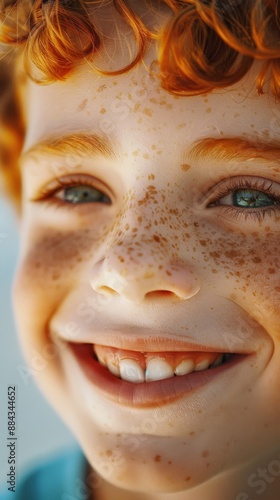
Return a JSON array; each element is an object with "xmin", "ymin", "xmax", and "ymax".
[
  {"xmin": 20, "ymin": 0, "xmax": 280, "ymax": 161},
  {"xmin": 23, "ymin": 65, "xmax": 279, "ymax": 159}
]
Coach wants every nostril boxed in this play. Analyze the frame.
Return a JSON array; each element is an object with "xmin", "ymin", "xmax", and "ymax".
[
  {"xmin": 145, "ymin": 290, "xmax": 178, "ymax": 299},
  {"xmin": 98, "ymin": 286, "xmax": 118, "ymax": 295}
]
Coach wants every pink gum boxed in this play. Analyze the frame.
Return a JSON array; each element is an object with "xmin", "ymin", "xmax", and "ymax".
[{"xmin": 93, "ymin": 345, "xmax": 220, "ymax": 370}]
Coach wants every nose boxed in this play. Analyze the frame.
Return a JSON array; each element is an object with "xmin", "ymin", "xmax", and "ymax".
[{"xmin": 90, "ymin": 237, "xmax": 200, "ymax": 303}]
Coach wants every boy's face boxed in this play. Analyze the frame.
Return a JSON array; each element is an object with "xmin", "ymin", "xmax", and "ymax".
[{"xmin": 14, "ymin": 8, "xmax": 280, "ymax": 495}]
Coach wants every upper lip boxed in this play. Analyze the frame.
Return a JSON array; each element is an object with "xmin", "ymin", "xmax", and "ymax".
[{"xmin": 51, "ymin": 327, "xmax": 253, "ymax": 354}]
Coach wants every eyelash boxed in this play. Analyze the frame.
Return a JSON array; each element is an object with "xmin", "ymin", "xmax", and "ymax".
[
  {"xmin": 36, "ymin": 176, "xmax": 111, "ymax": 208},
  {"xmin": 35, "ymin": 175, "xmax": 280, "ymax": 223},
  {"xmin": 208, "ymin": 176, "xmax": 280, "ymax": 222}
]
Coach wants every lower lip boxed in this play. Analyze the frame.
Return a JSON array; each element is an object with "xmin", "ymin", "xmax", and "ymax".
[{"xmin": 69, "ymin": 343, "xmax": 247, "ymax": 408}]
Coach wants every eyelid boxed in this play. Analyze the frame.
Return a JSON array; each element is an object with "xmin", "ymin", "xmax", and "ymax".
[
  {"xmin": 204, "ymin": 175, "xmax": 279, "ymax": 205},
  {"xmin": 32, "ymin": 173, "xmax": 115, "ymax": 202}
]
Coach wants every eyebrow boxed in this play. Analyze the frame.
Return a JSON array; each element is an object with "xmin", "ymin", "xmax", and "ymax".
[
  {"xmin": 186, "ymin": 137, "xmax": 280, "ymax": 163},
  {"xmin": 20, "ymin": 134, "xmax": 280, "ymax": 168},
  {"xmin": 20, "ymin": 132, "xmax": 116, "ymax": 164}
]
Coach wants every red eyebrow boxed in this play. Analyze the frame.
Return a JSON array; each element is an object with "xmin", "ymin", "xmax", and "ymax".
[
  {"xmin": 186, "ymin": 137, "xmax": 280, "ymax": 163},
  {"xmin": 20, "ymin": 132, "xmax": 116, "ymax": 162}
]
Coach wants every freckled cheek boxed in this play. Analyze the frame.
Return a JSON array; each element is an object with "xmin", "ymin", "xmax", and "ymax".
[
  {"xmin": 225, "ymin": 242, "xmax": 280, "ymax": 288},
  {"xmin": 196, "ymin": 228, "xmax": 279, "ymax": 290},
  {"xmin": 14, "ymin": 228, "xmax": 105, "ymax": 305}
]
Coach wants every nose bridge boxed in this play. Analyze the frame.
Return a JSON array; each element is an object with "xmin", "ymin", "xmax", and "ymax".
[
  {"xmin": 108, "ymin": 186, "xmax": 172, "ymax": 261},
  {"xmin": 90, "ymin": 186, "xmax": 200, "ymax": 301}
]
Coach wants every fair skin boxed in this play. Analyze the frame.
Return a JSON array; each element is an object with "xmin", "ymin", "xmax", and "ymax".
[{"xmin": 13, "ymin": 5, "xmax": 280, "ymax": 500}]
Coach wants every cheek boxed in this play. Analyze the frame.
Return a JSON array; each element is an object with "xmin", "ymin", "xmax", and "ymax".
[
  {"xmin": 17, "ymin": 227, "xmax": 100, "ymax": 282},
  {"xmin": 13, "ymin": 228, "xmax": 100, "ymax": 343},
  {"xmin": 195, "ymin": 224, "xmax": 280, "ymax": 328}
]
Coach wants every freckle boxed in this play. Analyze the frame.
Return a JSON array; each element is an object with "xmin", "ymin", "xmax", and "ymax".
[
  {"xmin": 168, "ymin": 460, "xmax": 172, "ymax": 464},
  {"xmin": 106, "ymin": 450, "xmax": 112, "ymax": 457},
  {"xmin": 153, "ymin": 235, "xmax": 160, "ymax": 242},
  {"xmin": 181, "ymin": 163, "xmax": 191, "ymax": 172},
  {"xmin": 275, "ymin": 286, "xmax": 280, "ymax": 292},
  {"xmin": 154, "ymin": 455, "xmax": 161, "ymax": 462},
  {"xmin": 210, "ymin": 251, "xmax": 220, "ymax": 259},
  {"xmin": 77, "ymin": 98, "xmax": 88, "ymax": 111},
  {"xmin": 144, "ymin": 271, "xmax": 155, "ymax": 279},
  {"xmin": 212, "ymin": 269, "xmax": 218, "ymax": 273},
  {"xmin": 268, "ymin": 268, "xmax": 275, "ymax": 274},
  {"xmin": 100, "ymin": 107, "xmax": 106, "ymax": 114},
  {"xmin": 148, "ymin": 174, "xmax": 155, "ymax": 179},
  {"xmin": 202, "ymin": 450, "xmax": 210, "ymax": 457},
  {"xmin": 176, "ymin": 123, "xmax": 186, "ymax": 129},
  {"xmin": 143, "ymin": 108, "xmax": 152, "ymax": 117},
  {"xmin": 117, "ymin": 241, "xmax": 123, "ymax": 246},
  {"xmin": 252, "ymin": 257, "xmax": 262, "ymax": 264},
  {"xmin": 133, "ymin": 150, "xmax": 139, "ymax": 156},
  {"xmin": 52, "ymin": 272, "xmax": 60, "ymax": 280},
  {"xmin": 206, "ymin": 107, "xmax": 212, "ymax": 113},
  {"xmin": 137, "ymin": 216, "xmax": 142, "ymax": 223},
  {"xmin": 143, "ymin": 153, "xmax": 150, "ymax": 159},
  {"xmin": 35, "ymin": 262, "xmax": 41, "ymax": 268},
  {"xmin": 97, "ymin": 84, "xmax": 106, "ymax": 92},
  {"xmin": 134, "ymin": 103, "xmax": 140, "ymax": 111},
  {"xmin": 184, "ymin": 476, "xmax": 191, "ymax": 482},
  {"xmin": 118, "ymin": 256, "xmax": 124, "ymax": 262},
  {"xmin": 166, "ymin": 270, "xmax": 172, "ymax": 276},
  {"xmin": 225, "ymin": 250, "xmax": 239, "ymax": 259},
  {"xmin": 189, "ymin": 431, "xmax": 195, "ymax": 435}
]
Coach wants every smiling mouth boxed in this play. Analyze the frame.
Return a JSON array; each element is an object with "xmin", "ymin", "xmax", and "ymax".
[
  {"xmin": 93, "ymin": 344, "xmax": 228, "ymax": 383},
  {"xmin": 67, "ymin": 341, "xmax": 245, "ymax": 407}
]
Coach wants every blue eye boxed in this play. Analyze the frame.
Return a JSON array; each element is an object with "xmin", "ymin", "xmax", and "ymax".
[
  {"xmin": 208, "ymin": 176, "xmax": 280, "ymax": 223},
  {"xmin": 60, "ymin": 185, "xmax": 111, "ymax": 204},
  {"xmin": 231, "ymin": 189, "xmax": 274, "ymax": 208}
]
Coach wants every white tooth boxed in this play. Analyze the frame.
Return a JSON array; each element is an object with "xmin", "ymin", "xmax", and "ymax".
[
  {"xmin": 145, "ymin": 358, "xmax": 174, "ymax": 382},
  {"xmin": 175, "ymin": 359, "xmax": 195, "ymax": 376},
  {"xmin": 211, "ymin": 354, "xmax": 224, "ymax": 368},
  {"xmin": 119, "ymin": 359, "xmax": 145, "ymax": 383},
  {"xmin": 107, "ymin": 360, "xmax": 120, "ymax": 378},
  {"xmin": 194, "ymin": 359, "xmax": 211, "ymax": 371}
]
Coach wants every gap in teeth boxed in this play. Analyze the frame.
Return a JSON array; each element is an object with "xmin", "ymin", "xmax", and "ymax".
[{"xmin": 93, "ymin": 345, "xmax": 225, "ymax": 383}]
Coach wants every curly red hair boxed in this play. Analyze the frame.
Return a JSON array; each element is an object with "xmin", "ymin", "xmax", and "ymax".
[{"xmin": 1, "ymin": 0, "xmax": 280, "ymax": 209}]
